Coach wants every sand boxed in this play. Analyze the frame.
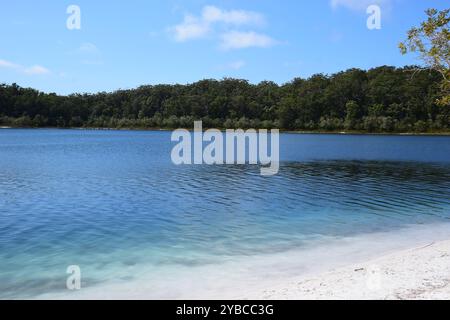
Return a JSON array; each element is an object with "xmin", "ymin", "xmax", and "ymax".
[
  {"xmin": 34, "ymin": 224, "xmax": 450, "ymax": 300},
  {"xmin": 256, "ymin": 240, "xmax": 450, "ymax": 300}
]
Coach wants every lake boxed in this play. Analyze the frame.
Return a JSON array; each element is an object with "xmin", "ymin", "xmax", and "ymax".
[{"xmin": 0, "ymin": 129, "xmax": 449, "ymax": 299}]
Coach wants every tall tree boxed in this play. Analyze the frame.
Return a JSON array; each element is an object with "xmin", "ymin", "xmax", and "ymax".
[{"xmin": 399, "ymin": 8, "xmax": 450, "ymax": 106}]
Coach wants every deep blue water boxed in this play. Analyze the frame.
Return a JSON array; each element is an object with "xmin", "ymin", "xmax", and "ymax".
[{"xmin": 0, "ymin": 129, "xmax": 450, "ymax": 298}]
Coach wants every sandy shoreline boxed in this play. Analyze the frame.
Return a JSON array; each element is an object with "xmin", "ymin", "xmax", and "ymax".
[
  {"xmin": 33, "ymin": 223, "xmax": 450, "ymax": 300},
  {"xmin": 257, "ymin": 240, "xmax": 450, "ymax": 300}
]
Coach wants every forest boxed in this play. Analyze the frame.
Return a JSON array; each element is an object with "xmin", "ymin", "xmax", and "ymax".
[{"xmin": 0, "ymin": 65, "xmax": 449, "ymax": 133}]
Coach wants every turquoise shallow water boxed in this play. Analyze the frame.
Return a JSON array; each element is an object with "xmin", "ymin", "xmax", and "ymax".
[{"xmin": 0, "ymin": 129, "xmax": 450, "ymax": 299}]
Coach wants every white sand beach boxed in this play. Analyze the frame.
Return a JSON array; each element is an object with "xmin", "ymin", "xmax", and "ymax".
[
  {"xmin": 36, "ymin": 223, "xmax": 450, "ymax": 300},
  {"xmin": 257, "ymin": 240, "xmax": 450, "ymax": 300}
]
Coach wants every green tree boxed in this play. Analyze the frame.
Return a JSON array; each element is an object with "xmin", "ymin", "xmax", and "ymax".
[
  {"xmin": 399, "ymin": 8, "xmax": 450, "ymax": 105},
  {"xmin": 345, "ymin": 100, "xmax": 361, "ymax": 129},
  {"xmin": 277, "ymin": 96, "xmax": 297, "ymax": 129},
  {"xmin": 0, "ymin": 65, "xmax": 447, "ymax": 133}
]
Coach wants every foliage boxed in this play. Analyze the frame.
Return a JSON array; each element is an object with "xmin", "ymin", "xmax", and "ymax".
[
  {"xmin": 399, "ymin": 8, "xmax": 450, "ymax": 106},
  {"xmin": 0, "ymin": 66, "xmax": 448, "ymax": 133}
]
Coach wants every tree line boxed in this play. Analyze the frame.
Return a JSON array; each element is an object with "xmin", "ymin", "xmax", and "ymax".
[{"xmin": 0, "ymin": 65, "xmax": 449, "ymax": 133}]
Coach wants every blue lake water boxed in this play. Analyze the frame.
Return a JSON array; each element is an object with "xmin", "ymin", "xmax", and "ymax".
[{"xmin": 0, "ymin": 129, "xmax": 450, "ymax": 299}]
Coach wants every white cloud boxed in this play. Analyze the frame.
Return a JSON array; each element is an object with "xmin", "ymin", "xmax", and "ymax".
[
  {"xmin": 24, "ymin": 65, "xmax": 50, "ymax": 75},
  {"xmin": 78, "ymin": 42, "xmax": 100, "ymax": 54},
  {"xmin": 171, "ymin": 15, "xmax": 210, "ymax": 42},
  {"xmin": 220, "ymin": 31, "xmax": 277, "ymax": 50},
  {"xmin": 228, "ymin": 60, "xmax": 246, "ymax": 70},
  {"xmin": 330, "ymin": 0, "xmax": 388, "ymax": 11},
  {"xmin": 73, "ymin": 42, "xmax": 103, "ymax": 66},
  {"xmin": 0, "ymin": 59, "xmax": 20, "ymax": 69},
  {"xmin": 202, "ymin": 5, "xmax": 264, "ymax": 26},
  {"xmin": 169, "ymin": 5, "xmax": 275, "ymax": 48},
  {"xmin": 0, "ymin": 58, "xmax": 50, "ymax": 75}
]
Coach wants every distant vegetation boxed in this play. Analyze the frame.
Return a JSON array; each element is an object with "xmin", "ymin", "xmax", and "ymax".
[
  {"xmin": 0, "ymin": 65, "xmax": 449, "ymax": 133},
  {"xmin": 1, "ymin": 8, "xmax": 449, "ymax": 133}
]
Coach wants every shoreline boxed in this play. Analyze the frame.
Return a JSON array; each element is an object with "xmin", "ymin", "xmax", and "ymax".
[
  {"xmin": 32, "ymin": 223, "xmax": 450, "ymax": 300},
  {"xmin": 257, "ymin": 239, "xmax": 450, "ymax": 300},
  {"xmin": 1, "ymin": 126, "xmax": 450, "ymax": 136}
]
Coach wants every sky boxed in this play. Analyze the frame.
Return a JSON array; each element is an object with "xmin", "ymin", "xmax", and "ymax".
[{"xmin": 0, "ymin": 0, "xmax": 447, "ymax": 95}]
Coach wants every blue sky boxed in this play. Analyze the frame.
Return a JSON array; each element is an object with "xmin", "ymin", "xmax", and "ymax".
[{"xmin": 0, "ymin": 0, "xmax": 447, "ymax": 94}]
